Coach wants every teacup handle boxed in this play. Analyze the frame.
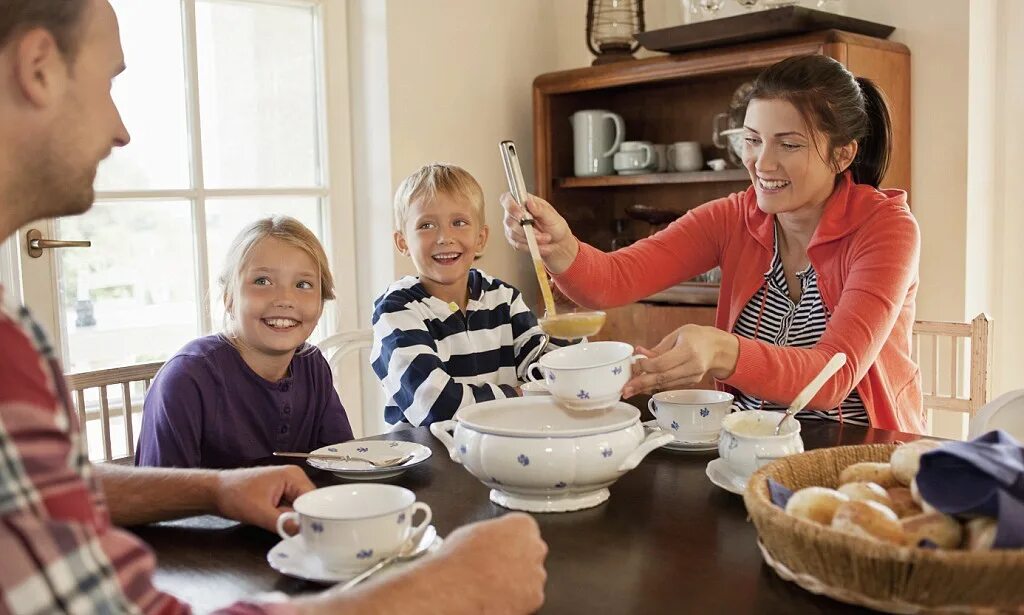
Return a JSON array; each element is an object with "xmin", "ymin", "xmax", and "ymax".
[
  {"xmin": 429, "ymin": 420, "xmax": 462, "ymax": 464},
  {"xmin": 407, "ymin": 502, "xmax": 433, "ymax": 541},
  {"xmin": 526, "ymin": 362, "xmax": 545, "ymax": 383},
  {"xmin": 276, "ymin": 511, "xmax": 300, "ymax": 541},
  {"xmin": 647, "ymin": 398, "xmax": 658, "ymax": 418}
]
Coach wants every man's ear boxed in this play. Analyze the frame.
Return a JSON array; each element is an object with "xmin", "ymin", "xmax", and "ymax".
[
  {"xmin": 394, "ymin": 231, "xmax": 409, "ymax": 256},
  {"xmin": 13, "ymin": 29, "xmax": 69, "ymax": 108}
]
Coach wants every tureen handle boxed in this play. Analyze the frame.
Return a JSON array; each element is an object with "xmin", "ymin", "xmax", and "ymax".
[
  {"xmin": 428, "ymin": 420, "xmax": 463, "ymax": 464},
  {"xmin": 617, "ymin": 429, "xmax": 674, "ymax": 473}
]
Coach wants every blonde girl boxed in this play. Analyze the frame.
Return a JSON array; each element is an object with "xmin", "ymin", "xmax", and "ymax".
[{"xmin": 136, "ymin": 216, "xmax": 353, "ymax": 468}]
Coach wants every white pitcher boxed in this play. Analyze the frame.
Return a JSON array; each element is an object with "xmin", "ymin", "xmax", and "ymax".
[{"xmin": 571, "ymin": 110, "xmax": 625, "ymax": 177}]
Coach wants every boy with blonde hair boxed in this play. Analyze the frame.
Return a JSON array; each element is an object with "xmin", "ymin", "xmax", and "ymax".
[{"xmin": 371, "ymin": 163, "xmax": 556, "ymax": 427}]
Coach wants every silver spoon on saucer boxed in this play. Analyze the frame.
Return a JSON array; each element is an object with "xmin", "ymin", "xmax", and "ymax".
[
  {"xmin": 337, "ymin": 525, "xmax": 439, "ymax": 591},
  {"xmin": 774, "ymin": 353, "xmax": 847, "ymax": 435}
]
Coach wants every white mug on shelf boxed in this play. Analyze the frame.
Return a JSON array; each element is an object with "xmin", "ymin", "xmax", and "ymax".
[
  {"xmin": 613, "ymin": 141, "xmax": 656, "ymax": 175},
  {"xmin": 669, "ymin": 141, "xmax": 704, "ymax": 172}
]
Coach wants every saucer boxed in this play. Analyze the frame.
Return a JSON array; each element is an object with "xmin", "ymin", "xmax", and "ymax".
[
  {"xmin": 615, "ymin": 168, "xmax": 653, "ymax": 175},
  {"xmin": 705, "ymin": 458, "xmax": 748, "ymax": 495},
  {"xmin": 306, "ymin": 440, "xmax": 432, "ymax": 480},
  {"xmin": 268, "ymin": 527, "xmax": 443, "ymax": 584},
  {"xmin": 643, "ymin": 420, "xmax": 720, "ymax": 452}
]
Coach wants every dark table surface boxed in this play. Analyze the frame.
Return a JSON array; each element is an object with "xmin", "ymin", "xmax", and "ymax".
[{"xmin": 134, "ymin": 421, "xmax": 919, "ymax": 614}]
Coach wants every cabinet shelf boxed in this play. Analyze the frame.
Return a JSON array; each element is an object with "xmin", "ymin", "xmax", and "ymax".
[{"xmin": 556, "ymin": 169, "xmax": 749, "ymax": 188}]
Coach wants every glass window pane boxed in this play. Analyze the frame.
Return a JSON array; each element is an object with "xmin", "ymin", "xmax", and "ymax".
[
  {"xmin": 56, "ymin": 201, "xmax": 200, "ymax": 373},
  {"xmin": 95, "ymin": 0, "xmax": 191, "ymax": 191},
  {"xmin": 196, "ymin": 1, "xmax": 321, "ymax": 189},
  {"xmin": 204, "ymin": 197, "xmax": 323, "ymax": 334}
]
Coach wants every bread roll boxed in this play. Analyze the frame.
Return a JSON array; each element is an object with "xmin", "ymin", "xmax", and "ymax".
[
  {"xmin": 964, "ymin": 517, "xmax": 997, "ymax": 551},
  {"xmin": 837, "ymin": 481, "xmax": 893, "ymax": 508},
  {"xmin": 890, "ymin": 439, "xmax": 942, "ymax": 486},
  {"xmin": 830, "ymin": 500, "xmax": 906, "ymax": 545},
  {"xmin": 785, "ymin": 487, "xmax": 850, "ymax": 525},
  {"xmin": 902, "ymin": 512, "xmax": 963, "ymax": 549},
  {"xmin": 910, "ymin": 478, "xmax": 937, "ymax": 514},
  {"xmin": 886, "ymin": 487, "xmax": 923, "ymax": 518},
  {"xmin": 838, "ymin": 462, "xmax": 899, "ymax": 489}
]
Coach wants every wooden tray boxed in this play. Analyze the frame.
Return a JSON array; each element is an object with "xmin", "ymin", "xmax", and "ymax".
[{"xmin": 635, "ymin": 6, "xmax": 894, "ymax": 54}]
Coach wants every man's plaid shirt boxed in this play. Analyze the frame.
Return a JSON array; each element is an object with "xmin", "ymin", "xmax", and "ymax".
[{"xmin": 0, "ymin": 290, "xmax": 285, "ymax": 614}]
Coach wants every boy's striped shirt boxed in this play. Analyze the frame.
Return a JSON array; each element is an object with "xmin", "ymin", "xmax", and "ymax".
[{"xmin": 371, "ymin": 269, "xmax": 557, "ymax": 427}]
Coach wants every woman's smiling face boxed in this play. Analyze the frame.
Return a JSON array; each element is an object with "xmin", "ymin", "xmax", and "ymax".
[{"xmin": 741, "ymin": 98, "xmax": 854, "ymax": 215}]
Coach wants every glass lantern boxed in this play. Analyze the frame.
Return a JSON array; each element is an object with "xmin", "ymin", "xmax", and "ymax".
[{"xmin": 586, "ymin": 0, "xmax": 645, "ymax": 65}]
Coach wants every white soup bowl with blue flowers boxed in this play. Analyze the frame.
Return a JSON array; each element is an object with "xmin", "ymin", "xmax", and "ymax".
[
  {"xmin": 525, "ymin": 341, "xmax": 643, "ymax": 411},
  {"xmin": 275, "ymin": 484, "xmax": 431, "ymax": 574}
]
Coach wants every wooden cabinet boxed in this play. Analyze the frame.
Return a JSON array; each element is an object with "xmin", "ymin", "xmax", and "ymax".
[{"xmin": 532, "ymin": 30, "xmax": 911, "ymax": 351}]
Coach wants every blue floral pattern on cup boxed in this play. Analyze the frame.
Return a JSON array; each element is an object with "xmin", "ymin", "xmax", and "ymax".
[
  {"xmin": 357, "ymin": 447, "xmax": 369, "ymax": 453},
  {"xmin": 671, "ymin": 420, "xmax": 679, "ymax": 431},
  {"xmin": 311, "ymin": 522, "xmax": 324, "ymax": 534},
  {"xmin": 328, "ymin": 447, "xmax": 338, "ymax": 452},
  {"xmin": 577, "ymin": 390, "xmax": 590, "ymax": 400},
  {"xmin": 612, "ymin": 366, "xmax": 622, "ymax": 375},
  {"xmin": 547, "ymin": 371, "xmax": 556, "ymax": 382},
  {"xmin": 459, "ymin": 444, "xmax": 467, "ymax": 455},
  {"xmin": 700, "ymin": 407, "xmax": 710, "ymax": 418},
  {"xmin": 356, "ymin": 549, "xmax": 374, "ymax": 560},
  {"xmin": 517, "ymin": 454, "xmax": 530, "ymax": 466},
  {"xmin": 277, "ymin": 552, "xmax": 288, "ymax": 558},
  {"xmin": 397, "ymin": 512, "xmax": 406, "ymax": 524},
  {"xmin": 388, "ymin": 442, "xmax": 400, "ymax": 448},
  {"xmin": 554, "ymin": 481, "xmax": 567, "ymax": 489},
  {"xmin": 601, "ymin": 447, "xmax": 613, "ymax": 458}
]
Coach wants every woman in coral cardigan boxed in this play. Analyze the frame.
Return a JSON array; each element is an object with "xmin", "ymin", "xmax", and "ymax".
[{"xmin": 501, "ymin": 55, "xmax": 923, "ymax": 433}]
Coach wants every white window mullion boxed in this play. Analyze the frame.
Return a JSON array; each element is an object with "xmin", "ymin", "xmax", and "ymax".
[{"xmin": 182, "ymin": 0, "xmax": 213, "ymax": 334}]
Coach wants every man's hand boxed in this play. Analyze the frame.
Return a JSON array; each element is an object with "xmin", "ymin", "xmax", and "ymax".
[
  {"xmin": 213, "ymin": 465, "xmax": 315, "ymax": 533},
  {"xmin": 434, "ymin": 513, "xmax": 548, "ymax": 613}
]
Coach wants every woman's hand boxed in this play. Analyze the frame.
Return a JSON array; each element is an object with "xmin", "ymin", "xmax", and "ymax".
[
  {"xmin": 622, "ymin": 325, "xmax": 739, "ymax": 397},
  {"xmin": 500, "ymin": 192, "xmax": 579, "ymax": 274}
]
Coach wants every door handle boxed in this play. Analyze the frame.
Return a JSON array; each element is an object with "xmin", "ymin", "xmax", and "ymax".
[{"xmin": 26, "ymin": 228, "xmax": 91, "ymax": 258}]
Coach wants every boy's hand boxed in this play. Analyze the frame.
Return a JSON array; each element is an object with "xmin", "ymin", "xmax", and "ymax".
[{"xmin": 500, "ymin": 192, "xmax": 579, "ymax": 274}]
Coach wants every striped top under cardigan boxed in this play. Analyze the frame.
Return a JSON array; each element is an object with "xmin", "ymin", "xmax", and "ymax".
[
  {"xmin": 731, "ymin": 233, "xmax": 869, "ymax": 425},
  {"xmin": 371, "ymin": 268, "xmax": 557, "ymax": 427}
]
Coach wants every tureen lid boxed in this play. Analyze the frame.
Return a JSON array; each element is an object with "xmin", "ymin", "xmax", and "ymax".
[{"xmin": 453, "ymin": 397, "xmax": 640, "ymax": 437}]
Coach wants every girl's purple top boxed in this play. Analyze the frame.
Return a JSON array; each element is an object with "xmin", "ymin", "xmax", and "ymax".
[{"xmin": 136, "ymin": 335, "xmax": 353, "ymax": 469}]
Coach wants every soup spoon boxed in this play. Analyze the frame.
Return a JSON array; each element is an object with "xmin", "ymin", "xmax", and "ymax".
[
  {"xmin": 774, "ymin": 353, "xmax": 847, "ymax": 435},
  {"xmin": 338, "ymin": 525, "xmax": 438, "ymax": 591}
]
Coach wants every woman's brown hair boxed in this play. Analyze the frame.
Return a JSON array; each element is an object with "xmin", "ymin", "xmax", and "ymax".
[{"xmin": 743, "ymin": 54, "xmax": 893, "ymax": 188}]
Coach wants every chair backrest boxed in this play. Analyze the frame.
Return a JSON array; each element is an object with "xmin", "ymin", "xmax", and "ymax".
[
  {"xmin": 912, "ymin": 313, "xmax": 993, "ymax": 437},
  {"xmin": 64, "ymin": 362, "xmax": 163, "ymax": 464},
  {"xmin": 317, "ymin": 330, "xmax": 381, "ymax": 438},
  {"xmin": 968, "ymin": 389, "xmax": 1024, "ymax": 440}
]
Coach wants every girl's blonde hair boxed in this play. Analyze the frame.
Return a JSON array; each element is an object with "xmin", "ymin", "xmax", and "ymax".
[
  {"xmin": 393, "ymin": 163, "xmax": 486, "ymax": 231},
  {"xmin": 219, "ymin": 216, "xmax": 335, "ymax": 333}
]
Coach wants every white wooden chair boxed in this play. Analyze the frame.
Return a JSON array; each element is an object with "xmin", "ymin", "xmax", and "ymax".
[
  {"xmin": 912, "ymin": 313, "xmax": 993, "ymax": 438},
  {"xmin": 968, "ymin": 389, "xmax": 1024, "ymax": 440},
  {"xmin": 65, "ymin": 362, "xmax": 164, "ymax": 464},
  {"xmin": 317, "ymin": 330, "xmax": 383, "ymax": 438}
]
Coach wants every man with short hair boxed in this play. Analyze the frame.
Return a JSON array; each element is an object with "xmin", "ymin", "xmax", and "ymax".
[{"xmin": 0, "ymin": 1, "xmax": 547, "ymax": 613}]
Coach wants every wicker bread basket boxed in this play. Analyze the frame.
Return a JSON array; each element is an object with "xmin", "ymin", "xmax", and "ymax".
[{"xmin": 743, "ymin": 444, "xmax": 1024, "ymax": 613}]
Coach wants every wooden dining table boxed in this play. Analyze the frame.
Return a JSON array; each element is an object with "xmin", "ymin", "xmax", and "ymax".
[{"xmin": 133, "ymin": 420, "xmax": 919, "ymax": 613}]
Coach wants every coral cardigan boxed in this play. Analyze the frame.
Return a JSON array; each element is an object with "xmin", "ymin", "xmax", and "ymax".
[{"xmin": 554, "ymin": 173, "xmax": 924, "ymax": 433}]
